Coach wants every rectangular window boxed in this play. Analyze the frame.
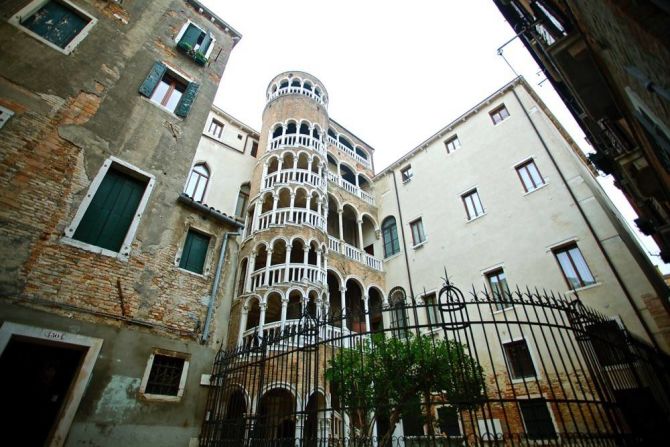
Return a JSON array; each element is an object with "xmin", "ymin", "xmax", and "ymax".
[
  {"xmin": 13, "ymin": 0, "xmax": 97, "ymax": 54},
  {"xmin": 250, "ymin": 141, "xmax": 259, "ymax": 158},
  {"xmin": 586, "ymin": 320, "xmax": 629, "ymax": 366},
  {"xmin": 424, "ymin": 292, "xmax": 441, "ymax": 326},
  {"xmin": 437, "ymin": 406, "xmax": 461, "ymax": 438},
  {"xmin": 176, "ymin": 21, "xmax": 215, "ymax": 65},
  {"xmin": 208, "ymin": 119, "xmax": 224, "ymax": 138},
  {"xmin": 445, "ymin": 135, "xmax": 461, "ymax": 154},
  {"xmin": 503, "ymin": 339, "xmax": 536, "ymax": 380},
  {"xmin": 400, "ymin": 165, "xmax": 413, "ymax": 182},
  {"xmin": 486, "ymin": 268, "xmax": 510, "ymax": 311},
  {"xmin": 138, "ymin": 62, "xmax": 199, "ymax": 118},
  {"xmin": 516, "ymin": 159, "xmax": 545, "ymax": 192},
  {"xmin": 179, "ymin": 230, "xmax": 210, "ymax": 274},
  {"xmin": 553, "ymin": 243, "xmax": 595, "ymax": 289},
  {"xmin": 410, "ymin": 218, "xmax": 426, "ymax": 246},
  {"xmin": 518, "ymin": 399, "xmax": 557, "ymax": 440},
  {"xmin": 462, "ymin": 189, "xmax": 484, "ymax": 220},
  {"xmin": 72, "ymin": 166, "xmax": 148, "ymax": 253},
  {"xmin": 150, "ymin": 72, "xmax": 186, "ymax": 113},
  {"xmin": 140, "ymin": 351, "xmax": 190, "ymax": 401},
  {"xmin": 490, "ymin": 104, "xmax": 510, "ymax": 124},
  {"xmin": 235, "ymin": 190, "xmax": 249, "ymax": 218}
]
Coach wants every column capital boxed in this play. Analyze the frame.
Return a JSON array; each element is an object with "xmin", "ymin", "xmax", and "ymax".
[
  {"xmin": 339, "ymin": 286, "xmax": 347, "ymax": 293},
  {"xmin": 337, "ymin": 208, "xmax": 343, "ymax": 215},
  {"xmin": 356, "ymin": 218, "xmax": 363, "ymax": 224}
]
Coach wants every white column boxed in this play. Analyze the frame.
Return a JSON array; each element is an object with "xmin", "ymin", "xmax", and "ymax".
[
  {"xmin": 257, "ymin": 302, "xmax": 267, "ymax": 338},
  {"xmin": 302, "ymin": 247, "xmax": 309, "ymax": 280},
  {"xmin": 289, "ymin": 192, "xmax": 296, "ymax": 222},
  {"xmin": 284, "ymin": 246, "xmax": 292, "ymax": 281},
  {"xmin": 237, "ymin": 305, "xmax": 248, "ymax": 346},
  {"xmin": 246, "ymin": 255, "xmax": 256, "ymax": 293},
  {"xmin": 271, "ymin": 194, "xmax": 279, "ymax": 224},
  {"xmin": 363, "ymin": 294, "xmax": 370, "ymax": 333},
  {"xmin": 357, "ymin": 218, "xmax": 364, "ymax": 249},
  {"xmin": 280, "ymin": 298, "xmax": 288, "ymax": 332},
  {"xmin": 337, "ymin": 208, "xmax": 344, "ymax": 243},
  {"xmin": 253, "ymin": 202, "xmax": 262, "ymax": 231},
  {"xmin": 261, "ymin": 161, "xmax": 269, "ymax": 188},
  {"xmin": 317, "ymin": 162, "xmax": 324, "ymax": 188},
  {"xmin": 340, "ymin": 287, "xmax": 347, "ymax": 326},
  {"xmin": 263, "ymin": 249, "xmax": 273, "ymax": 286},
  {"xmin": 322, "ymin": 253, "xmax": 328, "ymax": 286}
]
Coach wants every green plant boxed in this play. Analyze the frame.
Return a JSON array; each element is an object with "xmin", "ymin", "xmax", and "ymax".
[
  {"xmin": 325, "ymin": 333, "xmax": 484, "ymax": 445},
  {"xmin": 194, "ymin": 51, "xmax": 208, "ymax": 66}
]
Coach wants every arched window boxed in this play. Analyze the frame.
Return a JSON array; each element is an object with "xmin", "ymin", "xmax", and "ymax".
[
  {"xmin": 184, "ymin": 163, "xmax": 209, "ymax": 202},
  {"xmin": 389, "ymin": 288, "xmax": 408, "ymax": 338},
  {"xmin": 235, "ymin": 183, "xmax": 250, "ymax": 217},
  {"xmin": 382, "ymin": 216, "xmax": 400, "ymax": 258}
]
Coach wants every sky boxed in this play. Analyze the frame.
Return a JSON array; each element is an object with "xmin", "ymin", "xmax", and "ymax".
[{"xmin": 202, "ymin": 0, "xmax": 668, "ymax": 273}]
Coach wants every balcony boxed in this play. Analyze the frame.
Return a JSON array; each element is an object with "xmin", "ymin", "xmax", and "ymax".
[
  {"xmin": 241, "ymin": 319, "xmax": 364, "ymax": 349},
  {"xmin": 268, "ymin": 134, "xmax": 325, "ymax": 155},
  {"xmin": 267, "ymin": 85, "xmax": 327, "ymax": 107},
  {"xmin": 327, "ymin": 171, "xmax": 374, "ymax": 205},
  {"xmin": 263, "ymin": 169, "xmax": 325, "ymax": 191},
  {"xmin": 327, "ymin": 136, "xmax": 371, "ymax": 168},
  {"xmin": 329, "ymin": 236, "xmax": 382, "ymax": 271},
  {"xmin": 248, "ymin": 263, "xmax": 325, "ymax": 291},
  {"xmin": 256, "ymin": 208, "xmax": 325, "ymax": 232}
]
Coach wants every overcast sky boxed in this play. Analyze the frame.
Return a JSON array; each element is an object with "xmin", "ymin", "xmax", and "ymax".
[{"xmin": 202, "ymin": 0, "xmax": 668, "ymax": 273}]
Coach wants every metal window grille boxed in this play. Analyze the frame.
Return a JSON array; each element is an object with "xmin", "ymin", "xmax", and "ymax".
[{"xmin": 145, "ymin": 355, "xmax": 185, "ymax": 396}]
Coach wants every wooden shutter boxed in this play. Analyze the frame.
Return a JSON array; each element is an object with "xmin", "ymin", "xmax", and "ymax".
[
  {"xmin": 22, "ymin": 1, "xmax": 88, "ymax": 48},
  {"xmin": 199, "ymin": 31, "xmax": 212, "ymax": 54},
  {"xmin": 179, "ymin": 230, "xmax": 209, "ymax": 274},
  {"xmin": 73, "ymin": 168, "xmax": 146, "ymax": 252},
  {"xmin": 138, "ymin": 62, "xmax": 167, "ymax": 97},
  {"xmin": 175, "ymin": 81, "xmax": 199, "ymax": 118},
  {"xmin": 178, "ymin": 23, "xmax": 201, "ymax": 51}
]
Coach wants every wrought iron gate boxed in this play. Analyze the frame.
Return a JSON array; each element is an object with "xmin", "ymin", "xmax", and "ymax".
[{"xmin": 200, "ymin": 280, "xmax": 670, "ymax": 446}]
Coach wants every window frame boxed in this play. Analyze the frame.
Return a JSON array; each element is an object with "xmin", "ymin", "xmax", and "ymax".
[
  {"xmin": 62, "ymin": 157, "xmax": 155, "ymax": 261},
  {"xmin": 149, "ymin": 72, "xmax": 188, "ymax": 113},
  {"xmin": 176, "ymin": 227, "xmax": 213, "ymax": 276},
  {"xmin": 516, "ymin": 159, "xmax": 545, "ymax": 193},
  {"xmin": 389, "ymin": 288, "xmax": 409, "ymax": 339},
  {"xmin": 400, "ymin": 165, "xmax": 414, "ymax": 183},
  {"xmin": 552, "ymin": 242, "xmax": 596, "ymax": 290},
  {"xmin": 250, "ymin": 140, "xmax": 259, "ymax": 158},
  {"xmin": 381, "ymin": 216, "xmax": 400, "ymax": 258},
  {"xmin": 489, "ymin": 104, "xmax": 510, "ymax": 125},
  {"xmin": 423, "ymin": 291, "xmax": 442, "ymax": 328},
  {"xmin": 462, "ymin": 188, "xmax": 485, "ymax": 221},
  {"xmin": 207, "ymin": 118, "xmax": 224, "ymax": 139},
  {"xmin": 9, "ymin": 0, "xmax": 98, "ymax": 55},
  {"xmin": 409, "ymin": 217, "xmax": 426, "ymax": 247},
  {"xmin": 139, "ymin": 349, "xmax": 190, "ymax": 402},
  {"xmin": 174, "ymin": 20, "xmax": 216, "ymax": 59},
  {"xmin": 184, "ymin": 162, "xmax": 210, "ymax": 202},
  {"xmin": 235, "ymin": 184, "xmax": 250, "ymax": 218},
  {"xmin": 502, "ymin": 337, "xmax": 539, "ymax": 382},
  {"xmin": 444, "ymin": 135, "xmax": 461, "ymax": 154},
  {"xmin": 518, "ymin": 398, "xmax": 558, "ymax": 441},
  {"xmin": 0, "ymin": 105, "xmax": 15, "ymax": 129},
  {"xmin": 485, "ymin": 268, "xmax": 512, "ymax": 311}
]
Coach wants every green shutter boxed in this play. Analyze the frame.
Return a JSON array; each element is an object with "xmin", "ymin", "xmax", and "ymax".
[
  {"xmin": 178, "ymin": 23, "xmax": 201, "ymax": 52},
  {"xmin": 180, "ymin": 230, "xmax": 209, "ymax": 274},
  {"xmin": 73, "ymin": 168, "xmax": 146, "ymax": 252},
  {"xmin": 175, "ymin": 81, "xmax": 199, "ymax": 118},
  {"xmin": 22, "ymin": 1, "xmax": 88, "ymax": 49},
  {"xmin": 138, "ymin": 62, "xmax": 167, "ymax": 97},
  {"xmin": 199, "ymin": 31, "xmax": 212, "ymax": 55}
]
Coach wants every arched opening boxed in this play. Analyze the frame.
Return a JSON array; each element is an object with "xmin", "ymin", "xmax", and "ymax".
[
  {"xmin": 221, "ymin": 388, "xmax": 247, "ymax": 444},
  {"xmin": 355, "ymin": 146, "xmax": 368, "ymax": 160},
  {"xmin": 327, "ymin": 195, "xmax": 340, "ymax": 239},
  {"xmin": 290, "ymin": 239, "xmax": 306, "ymax": 264},
  {"xmin": 286, "ymin": 121, "xmax": 297, "ymax": 135},
  {"xmin": 309, "ymin": 191, "xmax": 320, "ymax": 212},
  {"xmin": 287, "ymin": 289, "xmax": 303, "ymax": 320},
  {"xmin": 297, "ymin": 153, "xmax": 310, "ymax": 171},
  {"xmin": 312, "ymin": 126, "xmax": 320, "ymax": 140},
  {"xmin": 235, "ymin": 182, "xmax": 250, "ymax": 218},
  {"xmin": 267, "ymin": 156, "xmax": 280, "ymax": 175},
  {"xmin": 279, "ymin": 80, "xmax": 289, "ymax": 89},
  {"xmin": 306, "ymin": 290, "xmax": 319, "ymax": 318},
  {"xmin": 237, "ymin": 258, "xmax": 248, "ymax": 296},
  {"xmin": 327, "ymin": 128, "xmax": 337, "ymax": 140},
  {"xmin": 184, "ymin": 162, "xmax": 210, "ymax": 202},
  {"xmin": 261, "ymin": 193, "xmax": 274, "ymax": 213},
  {"xmin": 254, "ymin": 244, "xmax": 268, "ymax": 275},
  {"xmin": 315, "ymin": 87, "xmax": 321, "ymax": 98},
  {"xmin": 299, "ymin": 122, "xmax": 310, "ymax": 135},
  {"xmin": 265, "ymin": 292, "xmax": 282, "ymax": 325},
  {"xmin": 271, "ymin": 239, "xmax": 287, "ymax": 266},
  {"xmin": 282, "ymin": 152, "xmax": 295, "ymax": 171},
  {"xmin": 303, "ymin": 391, "xmax": 326, "ymax": 446},
  {"xmin": 340, "ymin": 164, "xmax": 356, "ymax": 186},
  {"xmin": 246, "ymin": 299, "xmax": 261, "ymax": 331},
  {"xmin": 339, "ymin": 135, "xmax": 354, "ymax": 151},
  {"xmin": 294, "ymin": 188, "xmax": 308, "ymax": 210},
  {"xmin": 341, "ymin": 204, "xmax": 358, "ymax": 247},
  {"xmin": 303, "ymin": 81, "xmax": 312, "ymax": 92},
  {"xmin": 308, "ymin": 241, "xmax": 318, "ymax": 265},
  {"xmin": 291, "ymin": 78, "xmax": 301, "ymax": 87},
  {"xmin": 327, "ymin": 271, "xmax": 341, "ymax": 320},
  {"xmin": 277, "ymin": 188, "xmax": 291, "ymax": 209},
  {"xmin": 327, "ymin": 154, "xmax": 338, "ymax": 175},
  {"xmin": 361, "ymin": 214, "xmax": 377, "ymax": 256},
  {"xmin": 272, "ymin": 124, "xmax": 283, "ymax": 139},
  {"xmin": 389, "ymin": 287, "xmax": 408, "ymax": 338},
  {"xmin": 252, "ymin": 388, "xmax": 295, "ymax": 443},
  {"xmin": 345, "ymin": 279, "xmax": 364, "ymax": 332},
  {"xmin": 368, "ymin": 287, "xmax": 384, "ymax": 332},
  {"xmin": 358, "ymin": 174, "xmax": 371, "ymax": 193}
]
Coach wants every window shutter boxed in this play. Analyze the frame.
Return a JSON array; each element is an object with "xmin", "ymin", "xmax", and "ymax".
[
  {"xmin": 138, "ymin": 62, "xmax": 167, "ymax": 97},
  {"xmin": 199, "ymin": 31, "xmax": 212, "ymax": 54},
  {"xmin": 178, "ymin": 23, "xmax": 201, "ymax": 51},
  {"xmin": 180, "ymin": 231, "xmax": 209, "ymax": 274},
  {"xmin": 175, "ymin": 81, "xmax": 200, "ymax": 118}
]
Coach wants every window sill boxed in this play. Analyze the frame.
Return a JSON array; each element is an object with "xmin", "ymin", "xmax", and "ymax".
[
  {"xmin": 139, "ymin": 392, "xmax": 183, "ymax": 403},
  {"xmin": 412, "ymin": 240, "xmax": 427, "ymax": 249},
  {"xmin": 141, "ymin": 96, "xmax": 184, "ymax": 120},
  {"xmin": 402, "ymin": 177, "xmax": 413, "ymax": 184},
  {"xmin": 510, "ymin": 375, "xmax": 540, "ymax": 385},
  {"xmin": 523, "ymin": 182, "xmax": 549, "ymax": 196},
  {"xmin": 177, "ymin": 267, "xmax": 208, "ymax": 279},
  {"xmin": 492, "ymin": 304, "xmax": 516, "ymax": 315},
  {"xmin": 566, "ymin": 282, "xmax": 601, "ymax": 294},
  {"xmin": 61, "ymin": 237, "xmax": 129, "ymax": 262},
  {"xmin": 466, "ymin": 212, "xmax": 486, "ymax": 223},
  {"xmin": 383, "ymin": 252, "xmax": 402, "ymax": 262}
]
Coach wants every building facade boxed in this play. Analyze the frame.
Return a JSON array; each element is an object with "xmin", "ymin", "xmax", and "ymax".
[{"xmin": 0, "ymin": 1, "xmax": 243, "ymax": 446}]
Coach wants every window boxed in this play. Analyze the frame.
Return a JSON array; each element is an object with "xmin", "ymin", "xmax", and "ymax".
[
  {"xmin": 410, "ymin": 218, "xmax": 426, "ymax": 246},
  {"xmin": 516, "ymin": 159, "xmax": 545, "ymax": 192},
  {"xmin": 235, "ymin": 183, "xmax": 250, "ymax": 218},
  {"xmin": 65, "ymin": 158, "xmax": 154, "ymax": 259},
  {"xmin": 552, "ymin": 243, "xmax": 595, "ymax": 289},
  {"xmin": 179, "ymin": 229, "xmax": 210, "ymax": 274},
  {"xmin": 518, "ymin": 399, "xmax": 557, "ymax": 440},
  {"xmin": 462, "ymin": 189, "xmax": 484, "ymax": 220},
  {"xmin": 424, "ymin": 292, "xmax": 441, "ymax": 326},
  {"xmin": 138, "ymin": 62, "xmax": 199, "ymax": 117},
  {"xmin": 490, "ymin": 104, "xmax": 510, "ymax": 124},
  {"xmin": 586, "ymin": 320, "xmax": 629, "ymax": 366},
  {"xmin": 0, "ymin": 105, "xmax": 15, "ymax": 129},
  {"xmin": 11, "ymin": 0, "xmax": 97, "ymax": 54},
  {"xmin": 486, "ymin": 269, "xmax": 511, "ymax": 311},
  {"xmin": 250, "ymin": 141, "xmax": 259, "ymax": 158},
  {"xmin": 401, "ymin": 394, "xmax": 424, "ymax": 436},
  {"xmin": 382, "ymin": 216, "xmax": 400, "ymax": 258},
  {"xmin": 478, "ymin": 418, "xmax": 503, "ymax": 441},
  {"xmin": 175, "ymin": 21, "xmax": 215, "ymax": 65},
  {"xmin": 445, "ymin": 135, "xmax": 461, "ymax": 154},
  {"xmin": 390, "ymin": 288, "xmax": 408, "ymax": 338},
  {"xmin": 208, "ymin": 119, "xmax": 224, "ymax": 138},
  {"xmin": 503, "ymin": 339, "xmax": 536, "ymax": 380},
  {"xmin": 437, "ymin": 406, "xmax": 462, "ymax": 438},
  {"xmin": 400, "ymin": 165, "xmax": 413, "ymax": 182},
  {"xmin": 184, "ymin": 163, "xmax": 209, "ymax": 202},
  {"xmin": 140, "ymin": 351, "xmax": 190, "ymax": 401}
]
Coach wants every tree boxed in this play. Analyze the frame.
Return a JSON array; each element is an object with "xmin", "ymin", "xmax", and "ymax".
[{"xmin": 325, "ymin": 333, "xmax": 484, "ymax": 445}]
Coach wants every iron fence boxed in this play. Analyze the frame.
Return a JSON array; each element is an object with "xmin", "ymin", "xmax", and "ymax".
[{"xmin": 200, "ymin": 280, "xmax": 670, "ymax": 446}]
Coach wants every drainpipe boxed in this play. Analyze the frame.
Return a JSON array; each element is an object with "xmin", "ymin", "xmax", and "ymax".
[
  {"xmin": 201, "ymin": 231, "xmax": 240, "ymax": 344},
  {"xmin": 391, "ymin": 170, "xmax": 416, "ymax": 300},
  {"xmin": 511, "ymin": 87, "xmax": 660, "ymax": 350}
]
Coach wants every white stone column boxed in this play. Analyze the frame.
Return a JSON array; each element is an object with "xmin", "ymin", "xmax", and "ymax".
[
  {"xmin": 322, "ymin": 253, "xmax": 328, "ymax": 286},
  {"xmin": 257, "ymin": 302, "xmax": 267, "ymax": 339},
  {"xmin": 363, "ymin": 293, "xmax": 370, "ymax": 333},
  {"xmin": 246, "ymin": 255, "xmax": 256, "ymax": 293},
  {"xmin": 357, "ymin": 218, "xmax": 364, "ymax": 249},
  {"xmin": 340, "ymin": 287, "xmax": 347, "ymax": 326},
  {"xmin": 253, "ymin": 202, "xmax": 262, "ymax": 231},
  {"xmin": 263, "ymin": 249, "xmax": 273, "ymax": 286},
  {"xmin": 280, "ymin": 298, "xmax": 288, "ymax": 332},
  {"xmin": 303, "ymin": 246, "xmax": 309, "ymax": 281},
  {"xmin": 271, "ymin": 194, "xmax": 279, "ymax": 224},
  {"xmin": 284, "ymin": 246, "xmax": 292, "ymax": 281},
  {"xmin": 289, "ymin": 192, "xmax": 296, "ymax": 222},
  {"xmin": 261, "ymin": 161, "xmax": 269, "ymax": 188},
  {"xmin": 237, "ymin": 305, "xmax": 248, "ymax": 346},
  {"xmin": 337, "ymin": 208, "xmax": 344, "ymax": 243}
]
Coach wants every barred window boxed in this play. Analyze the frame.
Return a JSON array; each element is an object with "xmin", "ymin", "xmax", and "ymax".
[{"xmin": 145, "ymin": 355, "xmax": 185, "ymax": 396}]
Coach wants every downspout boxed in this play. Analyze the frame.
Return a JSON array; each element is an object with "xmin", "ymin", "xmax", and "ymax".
[
  {"xmin": 511, "ymin": 87, "xmax": 660, "ymax": 349},
  {"xmin": 391, "ymin": 170, "xmax": 415, "ymax": 300},
  {"xmin": 201, "ymin": 231, "xmax": 240, "ymax": 343}
]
